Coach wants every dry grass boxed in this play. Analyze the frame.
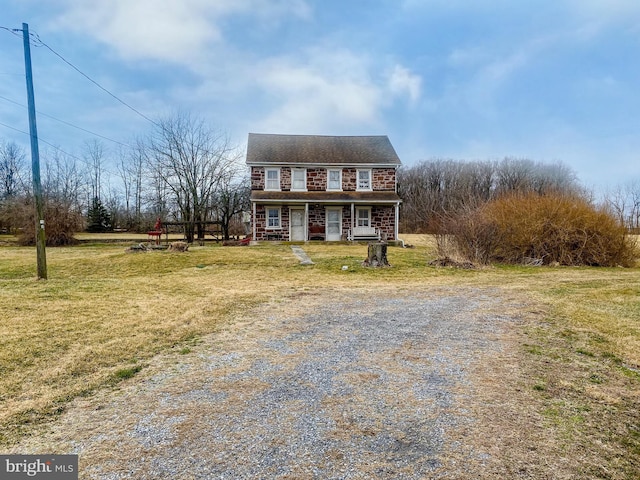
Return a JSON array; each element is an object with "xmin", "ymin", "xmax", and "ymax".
[{"xmin": 1, "ymin": 234, "xmax": 639, "ymax": 476}]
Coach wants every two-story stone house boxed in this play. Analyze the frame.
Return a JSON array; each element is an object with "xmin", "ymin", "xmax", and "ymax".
[{"xmin": 246, "ymin": 133, "xmax": 402, "ymax": 242}]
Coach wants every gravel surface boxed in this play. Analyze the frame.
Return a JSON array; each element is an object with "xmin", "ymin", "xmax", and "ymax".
[{"xmin": 13, "ymin": 287, "xmax": 522, "ymax": 479}]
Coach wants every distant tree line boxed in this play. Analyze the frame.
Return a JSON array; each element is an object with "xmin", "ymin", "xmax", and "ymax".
[
  {"xmin": 0, "ymin": 112, "xmax": 250, "ymax": 245},
  {"xmin": 603, "ymin": 181, "xmax": 640, "ymax": 233},
  {"xmin": 398, "ymin": 157, "xmax": 586, "ymax": 233},
  {"xmin": 398, "ymin": 157, "xmax": 638, "ymax": 266}
]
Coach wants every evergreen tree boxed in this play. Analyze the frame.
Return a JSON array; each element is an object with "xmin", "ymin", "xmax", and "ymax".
[{"xmin": 87, "ymin": 196, "xmax": 112, "ymax": 232}]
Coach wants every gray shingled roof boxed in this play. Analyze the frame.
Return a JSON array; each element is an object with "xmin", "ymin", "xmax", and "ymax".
[{"xmin": 246, "ymin": 133, "xmax": 401, "ymax": 166}]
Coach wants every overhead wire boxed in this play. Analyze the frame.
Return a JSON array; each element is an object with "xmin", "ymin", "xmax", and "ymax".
[
  {"xmin": 0, "ymin": 120, "xmax": 124, "ymax": 178},
  {"xmin": 1, "ymin": 23, "xmax": 153, "ymax": 173},
  {"xmin": 0, "ymin": 26, "xmax": 22, "ymax": 39},
  {"xmin": 2, "ymin": 25, "xmax": 159, "ymax": 131},
  {"xmin": 0, "ymin": 26, "xmax": 140, "ymax": 184},
  {"xmin": 27, "ymin": 30, "xmax": 160, "ymax": 128},
  {"xmin": 0, "ymin": 94, "xmax": 132, "ymax": 148}
]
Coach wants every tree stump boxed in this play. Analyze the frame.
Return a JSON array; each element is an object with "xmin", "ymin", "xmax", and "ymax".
[{"xmin": 362, "ymin": 242, "xmax": 390, "ymax": 267}]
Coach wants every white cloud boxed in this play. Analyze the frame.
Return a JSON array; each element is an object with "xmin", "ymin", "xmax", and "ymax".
[
  {"xmin": 49, "ymin": 0, "xmax": 311, "ymax": 65},
  {"xmin": 254, "ymin": 49, "xmax": 383, "ymax": 133},
  {"xmin": 388, "ymin": 65, "xmax": 422, "ymax": 105}
]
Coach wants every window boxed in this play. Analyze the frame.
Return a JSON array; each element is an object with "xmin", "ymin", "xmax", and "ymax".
[
  {"xmin": 291, "ymin": 168, "xmax": 306, "ymax": 191},
  {"xmin": 357, "ymin": 169, "xmax": 371, "ymax": 190},
  {"xmin": 267, "ymin": 207, "xmax": 281, "ymax": 228},
  {"xmin": 265, "ymin": 168, "xmax": 280, "ymax": 191},
  {"xmin": 357, "ymin": 207, "xmax": 371, "ymax": 227},
  {"xmin": 327, "ymin": 169, "xmax": 342, "ymax": 190}
]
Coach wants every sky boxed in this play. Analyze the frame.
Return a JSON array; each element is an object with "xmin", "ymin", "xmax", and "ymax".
[{"xmin": 1, "ymin": 0, "xmax": 639, "ymax": 196}]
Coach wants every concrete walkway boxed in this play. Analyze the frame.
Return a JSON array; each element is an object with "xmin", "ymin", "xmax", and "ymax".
[{"xmin": 290, "ymin": 245, "xmax": 314, "ymax": 265}]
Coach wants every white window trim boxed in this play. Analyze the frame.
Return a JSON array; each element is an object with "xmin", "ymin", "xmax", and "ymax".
[
  {"xmin": 327, "ymin": 168, "xmax": 342, "ymax": 191},
  {"xmin": 265, "ymin": 168, "xmax": 280, "ymax": 191},
  {"xmin": 356, "ymin": 169, "xmax": 372, "ymax": 191},
  {"xmin": 291, "ymin": 168, "xmax": 307, "ymax": 192},
  {"xmin": 356, "ymin": 207, "xmax": 371, "ymax": 227},
  {"xmin": 266, "ymin": 207, "xmax": 281, "ymax": 229}
]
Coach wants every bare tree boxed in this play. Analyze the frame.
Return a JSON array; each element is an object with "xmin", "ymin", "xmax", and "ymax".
[
  {"xmin": 83, "ymin": 139, "xmax": 106, "ymax": 201},
  {"xmin": 604, "ymin": 180, "xmax": 640, "ymax": 231},
  {"xmin": 144, "ymin": 112, "xmax": 242, "ymax": 243},
  {"xmin": 212, "ymin": 167, "xmax": 250, "ymax": 240},
  {"xmin": 629, "ymin": 181, "xmax": 640, "ymax": 231},
  {"xmin": 116, "ymin": 142, "xmax": 147, "ymax": 231},
  {"xmin": 495, "ymin": 157, "xmax": 533, "ymax": 194},
  {"xmin": 0, "ymin": 141, "xmax": 27, "ymax": 199},
  {"xmin": 43, "ymin": 150, "xmax": 84, "ymax": 206},
  {"xmin": 399, "ymin": 157, "xmax": 581, "ymax": 233}
]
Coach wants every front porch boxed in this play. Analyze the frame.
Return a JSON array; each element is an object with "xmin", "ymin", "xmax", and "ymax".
[{"xmin": 251, "ymin": 203, "xmax": 398, "ymax": 242}]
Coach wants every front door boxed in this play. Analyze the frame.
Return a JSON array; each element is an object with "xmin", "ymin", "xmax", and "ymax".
[
  {"xmin": 326, "ymin": 208, "xmax": 342, "ymax": 241},
  {"xmin": 290, "ymin": 208, "xmax": 305, "ymax": 241}
]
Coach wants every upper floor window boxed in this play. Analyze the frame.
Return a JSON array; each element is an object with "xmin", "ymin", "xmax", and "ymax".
[
  {"xmin": 265, "ymin": 168, "xmax": 280, "ymax": 191},
  {"xmin": 291, "ymin": 168, "xmax": 306, "ymax": 191},
  {"xmin": 327, "ymin": 169, "xmax": 342, "ymax": 191},
  {"xmin": 357, "ymin": 169, "xmax": 371, "ymax": 191}
]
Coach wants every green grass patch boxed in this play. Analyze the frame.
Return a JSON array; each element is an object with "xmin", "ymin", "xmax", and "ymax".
[{"xmin": 112, "ymin": 365, "xmax": 142, "ymax": 381}]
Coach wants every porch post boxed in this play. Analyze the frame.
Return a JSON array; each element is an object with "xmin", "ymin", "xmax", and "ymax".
[
  {"xmin": 351, "ymin": 203, "xmax": 355, "ymax": 236},
  {"xmin": 305, "ymin": 203, "xmax": 309, "ymax": 242},
  {"xmin": 252, "ymin": 202, "xmax": 257, "ymax": 240},
  {"xmin": 395, "ymin": 202, "xmax": 400, "ymax": 241}
]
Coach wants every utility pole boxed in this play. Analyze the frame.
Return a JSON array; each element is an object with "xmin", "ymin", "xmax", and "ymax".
[{"xmin": 22, "ymin": 22, "xmax": 47, "ymax": 280}]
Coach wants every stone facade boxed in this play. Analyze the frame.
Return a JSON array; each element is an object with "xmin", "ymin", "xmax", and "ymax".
[
  {"xmin": 307, "ymin": 168, "xmax": 326, "ymax": 191},
  {"xmin": 250, "ymin": 166, "xmax": 399, "ymax": 241},
  {"xmin": 308, "ymin": 205, "xmax": 324, "ymax": 229},
  {"xmin": 252, "ymin": 204, "xmax": 396, "ymax": 241},
  {"xmin": 280, "ymin": 167, "xmax": 291, "ymax": 191},
  {"xmin": 372, "ymin": 168, "xmax": 396, "ymax": 191},
  {"xmin": 251, "ymin": 167, "xmax": 264, "ymax": 190},
  {"xmin": 342, "ymin": 168, "xmax": 357, "ymax": 191},
  {"xmin": 372, "ymin": 205, "xmax": 396, "ymax": 240},
  {"xmin": 253, "ymin": 205, "xmax": 291, "ymax": 241},
  {"xmin": 251, "ymin": 166, "xmax": 396, "ymax": 192}
]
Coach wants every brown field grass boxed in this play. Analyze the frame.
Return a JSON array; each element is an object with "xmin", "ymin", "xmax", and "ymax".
[{"xmin": 1, "ymin": 234, "xmax": 639, "ymax": 475}]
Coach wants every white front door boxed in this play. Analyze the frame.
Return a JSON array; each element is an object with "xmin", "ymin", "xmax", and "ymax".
[
  {"xmin": 326, "ymin": 208, "xmax": 342, "ymax": 241},
  {"xmin": 290, "ymin": 208, "xmax": 305, "ymax": 241}
]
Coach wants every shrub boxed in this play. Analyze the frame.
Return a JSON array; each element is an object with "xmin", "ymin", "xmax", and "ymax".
[
  {"xmin": 14, "ymin": 195, "xmax": 83, "ymax": 246},
  {"xmin": 444, "ymin": 193, "xmax": 638, "ymax": 267}
]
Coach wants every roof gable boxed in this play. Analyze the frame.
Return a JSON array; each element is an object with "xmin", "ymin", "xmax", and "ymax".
[{"xmin": 246, "ymin": 133, "xmax": 401, "ymax": 166}]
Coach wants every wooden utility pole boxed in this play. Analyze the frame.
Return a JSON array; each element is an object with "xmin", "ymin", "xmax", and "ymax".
[{"xmin": 22, "ymin": 22, "xmax": 47, "ymax": 279}]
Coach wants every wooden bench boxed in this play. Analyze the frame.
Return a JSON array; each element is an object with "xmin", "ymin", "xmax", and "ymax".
[
  {"xmin": 348, "ymin": 226, "xmax": 380, "ymax": 241},
  {"xmin": 309, "ymin": 224, "xmax": 325, "ymax": 241}
]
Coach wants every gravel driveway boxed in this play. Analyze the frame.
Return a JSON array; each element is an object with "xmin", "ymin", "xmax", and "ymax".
[{"xmin": 15, "ymin": 287, "xmax": 524, "ymax": 479}]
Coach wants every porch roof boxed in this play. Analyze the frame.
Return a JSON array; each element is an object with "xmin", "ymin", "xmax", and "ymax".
[{"xmin": 250, "ymin": 190, "xmax": 401, "ymax": 204}]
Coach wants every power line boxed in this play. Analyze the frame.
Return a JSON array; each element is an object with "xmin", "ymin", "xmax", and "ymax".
[
  {"xmin": 0, "ymin": 120, "xmax": 120, "ymax": 177},
  {"xmin": 33, "ymin": 33, "xmax": 160, "ymax": 128},
  {"xmin": 0, "ymin": 26, "xmax": 22, "ymax": 39},
  {"xmin": 0, "ymin": 93, "xmax": 132, "ymax": 148},
  {"xmin": 0, "ymin": 120, "xmax": 84, "ymax": 163},
  {"xmin": 2, "ymin": 25, "xmax": 159, "ymax": 128}
]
